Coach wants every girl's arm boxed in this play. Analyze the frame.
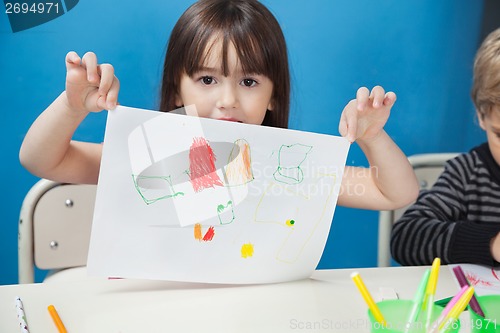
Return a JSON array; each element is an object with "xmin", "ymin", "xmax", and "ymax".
[
  {"xmin": 337, "ymin": 86, "xmax": 419, "ymax": 210},
  {"xmin": 20, "ymin": 92, "xmax": 103, "ymax": 184},
  {"xmin": 19, "ymin": 52, "xmax": 119, "ymax": 184}
]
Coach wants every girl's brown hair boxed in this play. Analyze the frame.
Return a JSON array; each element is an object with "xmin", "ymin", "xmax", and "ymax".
[{"xmin": 159, "ymin": 0, "xmax": 290, "ymax": 128}]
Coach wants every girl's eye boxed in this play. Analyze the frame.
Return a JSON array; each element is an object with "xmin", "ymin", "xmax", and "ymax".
[
  {"xmin": 200, "ymin": 76, "xmax": 215, "ymax": 85},
  {"xmin": 241, "ymin": 78, "xmax": 257, "ymax": 87}
]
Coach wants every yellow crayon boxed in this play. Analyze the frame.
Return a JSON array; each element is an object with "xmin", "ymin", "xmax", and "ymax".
[
  {"xmin": 424, "ymin": 258, "xmax": 441, "ymax": 329},
  {"xmin": 351, "ymin": 272, "xmax": 387, "ymax": 326}
]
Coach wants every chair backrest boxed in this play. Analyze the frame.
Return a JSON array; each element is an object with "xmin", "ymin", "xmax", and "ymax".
[
  {"xmin": 377, "ymin": 153, "xmax": 460, "ymax": 267},
  {"xmin": 18, "ymin": 179, "xmax": 97, "ymax": 283}
]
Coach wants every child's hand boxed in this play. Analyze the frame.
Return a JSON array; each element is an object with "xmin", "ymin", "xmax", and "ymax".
[
  {"xmin": 64, "ymin": 51, "xmax": 120, "ymax": 114},
  {"xmin": 491, "ymin": 232, "xmax": 500, "ymax": 262},
  {"xmin": 338, "ymin": 86, "xmax": 396, "ymax": 143}
]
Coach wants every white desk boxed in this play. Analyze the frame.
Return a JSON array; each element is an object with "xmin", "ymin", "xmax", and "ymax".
[{"xmin": 0, "ymin": 266, "xmax": 467, "ymax": 333}]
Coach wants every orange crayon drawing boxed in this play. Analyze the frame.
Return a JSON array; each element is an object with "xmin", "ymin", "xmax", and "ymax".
[
  {"xmin": 225, "ymin": 139, "xmax": 254, "ymax": 186},
  {"xmin": 194, "ymin": 223, "xmax": 203, "ymax": 240}
]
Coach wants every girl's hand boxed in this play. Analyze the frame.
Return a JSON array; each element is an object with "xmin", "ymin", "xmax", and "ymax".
[
  {"xmin": 64, "ymin": 51, "xmax": 120, "ymax": 114},
  {"xmin": 338, "ymin": 86, "xmax": 396, "ymax": 143}
]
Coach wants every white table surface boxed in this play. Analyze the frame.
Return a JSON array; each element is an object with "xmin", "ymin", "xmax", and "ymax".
[{"xmin": 0, "ymin": 266, "xmax": 470, "ymax": 333}]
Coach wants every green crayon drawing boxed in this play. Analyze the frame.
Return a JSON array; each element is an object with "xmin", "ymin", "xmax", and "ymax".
[
  {"xmin": 273, "ymin": 143, "xmax": 312, "ymax": 185},
  {"xmin": 217, "ymin": 200, "xmax": 235, "ymax": 225},
  {"xmin": 132, "ymin": 174, "xmax": 184, "ymax": 205}
]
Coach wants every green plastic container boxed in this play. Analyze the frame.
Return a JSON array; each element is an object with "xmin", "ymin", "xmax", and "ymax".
[
  {"xmin": 368, "ymin": 299, "xmax": 460, "ymax": 333},
  {"xmin": 470, "ymin": 295, "xmax": 500, "ymax": 333}
]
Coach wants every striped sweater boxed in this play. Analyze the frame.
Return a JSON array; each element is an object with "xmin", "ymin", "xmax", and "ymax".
[{"xmin": 390, "ymin": 143, "xmax": 500, "ymax": 266}]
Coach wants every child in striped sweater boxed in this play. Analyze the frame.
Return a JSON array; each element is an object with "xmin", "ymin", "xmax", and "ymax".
[{"xmin": 391, "ymin": 28, "xmax": 500, "ymax": 266}]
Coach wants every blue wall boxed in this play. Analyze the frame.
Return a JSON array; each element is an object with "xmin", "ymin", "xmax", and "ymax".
[{"xmin": 0, "ymin": 0, "xmax": 485, "ymax": 284}]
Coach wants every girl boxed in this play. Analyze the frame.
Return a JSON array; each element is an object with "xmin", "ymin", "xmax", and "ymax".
[{"xmin": 19, "ymin": 0, "xmax": 418, "ymax": 210}]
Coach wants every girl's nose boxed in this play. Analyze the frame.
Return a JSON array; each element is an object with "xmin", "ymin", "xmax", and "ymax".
[{"xmin": 216, "ymin": 84, "xmax": 239, "ymax": 109}]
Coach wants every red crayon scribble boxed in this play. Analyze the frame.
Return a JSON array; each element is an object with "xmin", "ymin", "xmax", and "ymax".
[
  {"xmin": 202, "ymin": 226, "xmax": 215, "ymax": 241},
  {"xmin": 189, "ymin": 137, "xmax": 223, "ymax": 192},
  {"xmin": 466, "ymin": 272, "xmax": 493, "ymax": 287},
  {"xmin": 466, "ymin": 272, "xmax": 480, "ymax": 286},
  {"xmin": 492, "ymin": 268, "xmax": 500, "ymax": 282}
]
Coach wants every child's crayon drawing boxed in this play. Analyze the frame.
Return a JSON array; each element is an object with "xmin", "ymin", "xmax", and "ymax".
[
  {"xmin": 88, "ymin": 105, "xmax": 350, "ymax": 284},
  {"xmin": 194, "ymin": 223, "xmax": 216, "ymax": 242}
]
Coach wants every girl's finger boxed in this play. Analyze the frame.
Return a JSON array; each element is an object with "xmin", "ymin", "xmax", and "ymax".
[
  {"xmin": 338, "ymin": 112, "xmax": 348, "ymax": 137},
  {"xmin": 343, "ymin": 100, "xmax": 358, "ymax": 143},
  {"xmin": 82, "ymin": 52, "xmax": 99, "ymax": 84},
  {"xmin": 97, "ymin": 63, "xmax": 115, "ymax": 95},
  {"xmin": 383, "ymin": 91, "xmax": 397, "ymax": 106},
  {"xmin": 65, "ymin": 51, "xmax": 81, "ymax": 70},
  {"xmin": 356, "ymin": 87, "xmax": 370, "ymax": 111},
  {"xmin": 106, "ymin": 76, "xmax": 120, "ymax": 110},
  {"xmin": 95, "ymin": 94, "xmax": 108, "ymax": 111},
  {"xmin": 370, "ymin": 85, "xmax": 385, "ymax": 108}
]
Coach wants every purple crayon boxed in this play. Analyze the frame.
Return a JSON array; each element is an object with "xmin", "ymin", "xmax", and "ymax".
[{"xmin": 452, "ymin": 265, "xmax": 486, "ymax": 317}]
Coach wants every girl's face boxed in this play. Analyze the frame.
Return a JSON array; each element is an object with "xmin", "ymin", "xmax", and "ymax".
[
  {"xmin": 478, "ymin": 105, "xmax": 500, "ymax": 165},
  {"xmin": 175, "ymin": 39, "xmax": 274, "ymax": 125}
]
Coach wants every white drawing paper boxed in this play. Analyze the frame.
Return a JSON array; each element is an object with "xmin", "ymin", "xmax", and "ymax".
[
  {"xmin": 87, "ymin": 105, "xmax": 350, "ymax": 284},
  {"xmin": 449, "ymin": 264, "xmax": 500, "ymax": 295}
]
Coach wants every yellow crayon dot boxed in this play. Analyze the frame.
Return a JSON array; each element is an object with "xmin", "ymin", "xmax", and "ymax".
[
  {"xmin": 241, "ymin": 243, "xmax": 254, "ymax": 258},
  {"xmin": 286, "ymin": 219, "xmax": 295, "ymax": 227}
]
